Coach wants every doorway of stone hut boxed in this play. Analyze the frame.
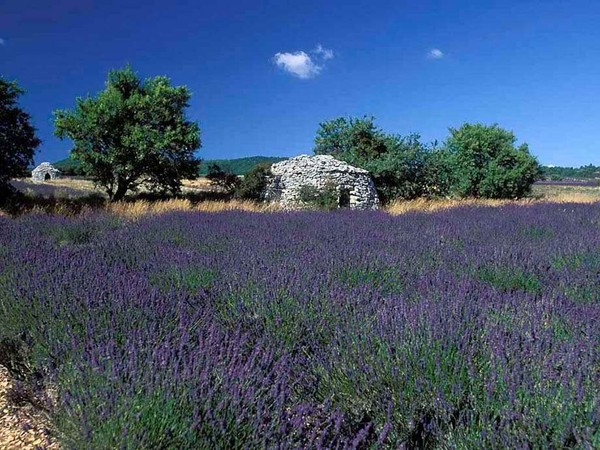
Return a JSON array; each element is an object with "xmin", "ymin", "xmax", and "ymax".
[
  {"xmin": 339, "ymin": 188, "xmax": 350, "ymax": 208},
  {"xmin": 44, "ymin": 173, "xmax": 51, "ymax": 181}
]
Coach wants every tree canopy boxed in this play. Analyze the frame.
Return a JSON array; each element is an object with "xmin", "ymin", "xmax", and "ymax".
[
  {"xmin": 54, "ymin": 66, "xmax": 201, "ymax": 201},
  {"xmin": 445, "ymin": 123, "xmax": 541, "ymax": 198},
  {"xmin": 314, "ymin": 117, "xmax": 542, "ymax": 202},
  {"xmin": 313, "ymin": 116, "xmax": 442, "ymax": 202},
  {"xmin": 0, "ymin": 78, "xmax": 40, "ymax": 197}
]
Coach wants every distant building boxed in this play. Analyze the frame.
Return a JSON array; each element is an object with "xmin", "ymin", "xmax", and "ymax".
[{"xmin": 32, "ymin": 162, "xmax": 61, "ymax": 182}]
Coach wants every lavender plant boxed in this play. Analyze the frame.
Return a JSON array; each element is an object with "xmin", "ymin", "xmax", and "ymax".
[{"xmin": 0, "ymin": 203, "xmax": 598, "ymax": 448}]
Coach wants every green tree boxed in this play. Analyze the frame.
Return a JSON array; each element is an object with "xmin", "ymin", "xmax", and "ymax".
[
  {"xmin": 206, "ymin": 163, "xmax": 240, "ymax": 193},
  {"xmin": 314, "ymin": 116, "xmax": 388, "ymax": 162},
  {"xmin": 313, "ymin": 116, "xmax": 448, "ymax": 202},
  {"xmin": 234, "ymin": 163, "xmax": 272, "ymax": 201},
  {"xmin": 0, "ymin": 78, "xmax": 41, "ymax": 198},
  {"xmin": 445, "ymin": 123, "xmax": 541, "ymax": 198},
  {"xmin": 54, "ymin": 66, "xmax": 200, "ymax": 201}
]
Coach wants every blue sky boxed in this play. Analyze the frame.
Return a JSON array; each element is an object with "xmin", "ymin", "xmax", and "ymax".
[{"xmin": 1, "ymin": 0, "xmax": 599, "ymax": 166}]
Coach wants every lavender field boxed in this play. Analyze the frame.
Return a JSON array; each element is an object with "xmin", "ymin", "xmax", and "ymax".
[{"xmin": 0, "ymin": 204, "xmax": 599, "ymax": 449}]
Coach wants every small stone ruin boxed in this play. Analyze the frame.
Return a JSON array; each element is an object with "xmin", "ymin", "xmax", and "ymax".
[
  {"xmin": 264, "ymin": 155, "xmax": 379, "ymax": 210},
  {"xmin": 32, "ymin": 162, "xmax": 61, "ymax": 182}
]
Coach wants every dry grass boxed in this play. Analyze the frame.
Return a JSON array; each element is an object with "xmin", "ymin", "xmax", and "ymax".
[
  {"xmin": 6, "ymin": 178, "xmax": 600, "ymax": 218},
  {"xmin": 108, "ymin": 199, "xmax": 280, "ymax": 219},
  {"xmin": 386, "ymin": 198, "xmax": 520, "ymax": 215},
  {"xmin": 386, "ymin": 189, "xmax": 600, "ymax": 216},
  {"xmin": 530, "ymin": 184, "xmax": 600, "ymax": 203},
  {"xmin": 181, "ymin": 178, "xmax": 213, "ymax": 190},
  {"xmin": 14, "ymin": 177, "xmax": 214, "ymax": 197},
  {"xmin": 44, "ymin": 178, "xmax": 98, "ymax": 192}
]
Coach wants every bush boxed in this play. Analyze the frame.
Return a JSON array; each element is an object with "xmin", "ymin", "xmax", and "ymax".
[
  {"xmin": 444, "ymin": 123, "xmax": 541, "ymax": 198},
  {"xmin": 362, "ymin": 135, "xmax": 440, "ymax": 202},
  {"xmin": 234, "ymin": 163, "xmax": 272, "ymax": 201},
  {"xmin": 205, "ymin": 164, "xmax": 240, "ymax": 193},
  {"xmin": 297, "ymin": 182, "xmax": 340, "ymax": 210},
  {"xmin": 313, "ymin": 116, "xmax": 450, "ymax": 203}
]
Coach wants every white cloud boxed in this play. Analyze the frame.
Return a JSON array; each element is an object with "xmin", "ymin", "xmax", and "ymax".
[
  {"xmin": 272, "ymin": 51, "xmax": 322, "ymax": 79},
  {"xmin": 314, "ymin": 44, "xmax": 334, "ymax": 60},
  {"xmin": 428, "ymin": 48, "xmax": 444, "ymax": 59},
  {"xmin": 0, "ymin": 38, "xmax": 5, "ymax": 45},
  {"xmin": 272, "ymin": 44, "xmax": 335, "ymax": 79}
]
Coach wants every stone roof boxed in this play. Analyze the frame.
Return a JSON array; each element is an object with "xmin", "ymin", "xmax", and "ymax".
[
  {"xmin": 270, "ymin": 154, "xmax": 370, "ymax": 177},
  {"xmin": 32, "ymin": 162, "xmax": 60, "ymax": 173}
]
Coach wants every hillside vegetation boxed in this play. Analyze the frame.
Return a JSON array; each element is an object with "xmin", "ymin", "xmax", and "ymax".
[
  {"xmin": 541, "ymin": 164, "xmax": 600, "ymax": 180},
  {"xmin": 197, "ymin": 156, "xmax": 287, "ymax": 175},
  {"xmin": 53, "ymin": 155, "xmax": 287, "ymax": 176}
]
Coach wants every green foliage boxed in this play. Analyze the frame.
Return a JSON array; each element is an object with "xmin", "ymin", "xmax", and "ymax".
[
  {"xmin": 52, "ymin": 157, "xmax": 87, "ymax": 176},
  {"xmin": 53, "ymin": 155, "xmax": 286, "ymax": 178},
  {"xmin": 150, "ymin": 267, "xmax": 217, "ymax": 293},
  {"xmin": 551, "ymin": 250, "xmax": 600, "ymax": 271},
  {"xmin": 53, "ymin": 66, "xmax": 201, "ymax": 201},
  {"xmin": 205, "ymin": 164, "xmax": 240, "ymax": 193},
  {"xmin": 337, "ymin": 266, "xmax": 404, "ymax": 295},
  {"xmin": 444, "ymin": 123, "xmax": 541, "ymax": 198},
  {"xmin": 477, "ymin": 266, "xmax": 542, "ymax": 294},
  {"xmin": 541, "ymin": 164, "xmax": 600, "ymax": 180},
  {"xmin": 297, "ymin": 182, "xmax": 340, "ymax": 210},
  {"xmin": 314, "ymin": 116, "xmax": 389, "ymax": 161},
  {"xmin": 360, "ymin": 135, "xmax": 442, "ymax": 203},
  {"xmin": 234, "ymin": 163, "xmax": 272, "ymax": 201},
  {"xmin": 0, "ymin": 78, "xmax": 41, "ymax": 200},
  {"xmin": 198, "ymin": 156, "xmax": 286, "ymax": 176},
  {"xmin": 313, "ymin": 116, "xmax": 450, "ymax": 203}
]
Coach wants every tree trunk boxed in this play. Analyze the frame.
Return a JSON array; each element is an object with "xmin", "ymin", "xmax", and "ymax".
[{"xmin": 111, "ymin": 182, "xmax": 129, "ymax": 202}]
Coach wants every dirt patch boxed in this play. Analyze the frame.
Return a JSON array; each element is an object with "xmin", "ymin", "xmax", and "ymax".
[{"xmin": 0, "ymin": 365, "xmax": 59, "ymax": 450}]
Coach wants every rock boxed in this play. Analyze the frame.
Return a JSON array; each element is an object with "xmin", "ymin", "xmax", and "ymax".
[
  {"xmin": 264, "ymin": 155, "xmax": 379, "ymax": 210},
  {"xmin": 31, "ymin": 163, "xmax": 61, "ymax": 182}
]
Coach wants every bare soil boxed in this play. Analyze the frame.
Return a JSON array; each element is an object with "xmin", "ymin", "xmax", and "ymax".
[{"xmin": 0, "ymin": 365, "xmax": 59, "ymax": 450}]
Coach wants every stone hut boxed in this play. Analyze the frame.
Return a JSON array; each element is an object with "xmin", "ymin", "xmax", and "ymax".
[
  {"xmin": 32, "ymin": 162, "xmax": 61, "ymax": 182},
  {"xmin": 264, "ymin": 155, "xmax": 379, "ymax": 210}
]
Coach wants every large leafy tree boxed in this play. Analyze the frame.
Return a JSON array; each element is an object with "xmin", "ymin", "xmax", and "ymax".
[
  {"xmin": 445, "ymin": 123, "xmax": 541, "ymax": 198},
  {"xmin": 0, "ymin": 78, "xmax": 40, "ymax": 196},
  {"xmin": 314, "ymin": 116, "xmax": 389, "ymax": 162},
  {"xmin": 54, "ymin": 66, "xmax": 200, "ymax": 201},
  {"xmin": 313, "ymin": 116, "xmax": 446, "ymax": 202}
]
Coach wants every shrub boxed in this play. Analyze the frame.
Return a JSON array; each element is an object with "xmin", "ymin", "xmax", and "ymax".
[
  {"xmin": 444, "ymin": 123, "xmax": 541, "ymax": 198},
  {"xmin": 234, "ymin": 163, "xmax": 272, "ymax": 201},
  {"xmin": 205, "ymin": 163, "xmax": 240, "ymax": 193},
  {"xmin": 313, "ymin": 116, "xmax": 450, "ymax": 203},
  {"xmin": 297, "ymin": 182, "xmax": 340, "ymax": 210}
]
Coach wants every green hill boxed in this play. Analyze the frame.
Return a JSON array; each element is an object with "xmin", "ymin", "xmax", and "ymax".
[
  {"xmin": 53, "ymin": 157, "xmax": 85, "ymax": 175},
  {"xmin": 541, "ymin": 164, "xmax": 600, "ymax": 180},
  {"xmin": 198, "ymin": 156, "xmax": 287, "ymax": 175},
  {"xmin": 53, "ymin": 155, "xmax": 288, "ymax": 176}
]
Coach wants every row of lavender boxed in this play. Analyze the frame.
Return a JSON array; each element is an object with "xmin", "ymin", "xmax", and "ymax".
[{"xmin": 0, "ymin": 204, "xmax": 598, "ymax": 448}]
